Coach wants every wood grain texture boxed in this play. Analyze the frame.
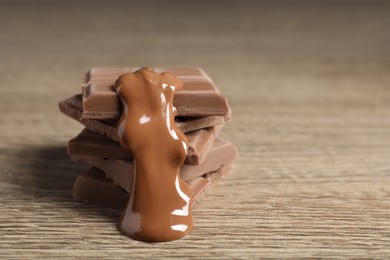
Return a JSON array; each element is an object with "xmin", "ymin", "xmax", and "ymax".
[{"xmin": 1, "ymin": 0, "xmax": 390, "ymax": 258}]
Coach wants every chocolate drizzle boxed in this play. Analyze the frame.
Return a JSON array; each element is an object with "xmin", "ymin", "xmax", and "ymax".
[{"xmin": 114, "ymin": 68, "xmax": 193, "ymax": 242}]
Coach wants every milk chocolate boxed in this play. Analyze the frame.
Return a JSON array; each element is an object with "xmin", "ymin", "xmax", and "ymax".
[
  {"xmin": 84, "ymin": 67, "xmax": 212, "ymax": 82},
  {"xmin": 73, "ymin": 167, "xmax": 129, "ymax": 209},
  {"xmin": 115, "ymin": 68, "xmax": 193, "ymax": 241},
  {"xmin": 68, "ymin": 125, "xmax": 222, "ymax": 165},
  {"xmin": 60, "ymin": 67, "xmax": 237, "ymax": 242},
  {"xmin": 69, "ymin": 139, "xmax": 238, "ymax": 192},
  {"xmin": 73, "ymin": 164, "xmax": 232, "ymax": 210},
  {"xmin": 81, "ymin": 67, "xmax": 231, "ymax": 120},
  {"xmin": 59, "ymin": 94, "xmax": 230, "ymax": 140}
]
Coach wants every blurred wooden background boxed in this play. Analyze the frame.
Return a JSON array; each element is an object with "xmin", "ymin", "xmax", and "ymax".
[{"xmin": 0, "ymin": 0, "xmax": 389, "ymax": 258}]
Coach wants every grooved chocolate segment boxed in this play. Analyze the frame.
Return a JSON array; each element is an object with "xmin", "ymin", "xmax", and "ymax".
[
  {"xmin": 68, "ymin": 126, "xmax": 222, "ymax": 165},
  {"xmin": 81, "ymin": 67, "xmax": 230, "ymax": 119},
  {"xmin": 69, "ymin": 139, "xmax": 238, "ymax": 191},
  {"xmin": 84, "ymin": 68, "xmax": 211, "ymax": 83},
  {"xmin": 73, "ymin": 165, "xmax": 232, "ymax": 210},
  {"xmin": 59, "ymin": 94, "xmax": 230, "ymax": 139}
]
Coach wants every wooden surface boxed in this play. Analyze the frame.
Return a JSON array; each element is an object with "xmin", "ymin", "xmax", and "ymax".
[{"xmin": 1, "ymin": 0, "xmax": 390, "ymax": 258}]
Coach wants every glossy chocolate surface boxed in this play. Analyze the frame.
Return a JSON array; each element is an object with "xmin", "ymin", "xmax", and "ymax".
[{"xmin": 115, "ymin": 68, "xmax": 193, "ymax": 242}]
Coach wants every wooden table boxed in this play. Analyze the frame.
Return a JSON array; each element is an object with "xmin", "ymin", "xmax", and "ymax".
[{"xmin": 1, "ymin": 1, "xmax": 389, "ymax": 258}]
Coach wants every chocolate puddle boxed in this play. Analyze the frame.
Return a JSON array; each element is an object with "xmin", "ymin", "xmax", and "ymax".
[{"xmin": 115, "ymin": 68, "xmax": 193, "ymax": 242}]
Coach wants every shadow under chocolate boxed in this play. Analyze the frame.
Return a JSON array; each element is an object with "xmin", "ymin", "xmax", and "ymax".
[{"xmin": 13, "ymin": 145, "xmax": 121, "ymax": 223}]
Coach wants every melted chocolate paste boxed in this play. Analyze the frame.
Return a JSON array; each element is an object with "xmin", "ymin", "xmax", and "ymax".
[{"xmin": 115, "ymin": 68, "xmax": 193, "ymax": 242}]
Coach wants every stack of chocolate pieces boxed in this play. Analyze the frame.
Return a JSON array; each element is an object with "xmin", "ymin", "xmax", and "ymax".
[{"xmin": 59, "ymin": 67, "xmax": 238, "ymax": 210}]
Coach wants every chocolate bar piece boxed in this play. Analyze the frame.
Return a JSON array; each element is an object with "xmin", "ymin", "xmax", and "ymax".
[
  {"xmin": 59, "ymin": 94, "xmax": 230, "ymax": 140},
  {"xmin": 84, "ymin": 67, "xmax": 212, "ymax": 82},
  {"xmin": 68, "ymin": 126, "xmax": 222, "ymax": 165},
  {"xmin": 73, "ymin": 164, "xmax": 232, "ymax": 209},
  {"xmin": 69, "ymin": 139, "xmax": 238, "ymax": 192},
  {"xmin": 74, "ymin": 167, "xmax": 129, "ymax": 209},
  {"xmin": 81, "ymin": 67, "xmax": 231, "ymax": 119}
]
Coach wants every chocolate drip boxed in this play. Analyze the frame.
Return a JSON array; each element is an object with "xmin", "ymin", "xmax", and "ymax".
[{"xmin": 115, "ymin": 68, "xmax": 193, "ymax": 242}]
